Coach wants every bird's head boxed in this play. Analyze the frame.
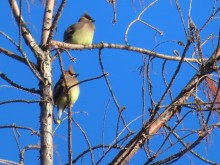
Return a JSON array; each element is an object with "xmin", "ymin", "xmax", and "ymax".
[
  {"xmin": 79, "ymin": 12, "xmax": 95, "ymax": 23},
  {"xmin": 68, "ymin": 65, "xmax": 79, "ymax": 77}
]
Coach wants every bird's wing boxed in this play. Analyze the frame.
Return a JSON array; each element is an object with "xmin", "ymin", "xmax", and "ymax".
[
  {"xmin": 53, "ymin": 77, "xmax": 65, "ymax": 105},
  {"xmin": 63, "ymin": 22, "xmax": 86, "ymax": 42}
]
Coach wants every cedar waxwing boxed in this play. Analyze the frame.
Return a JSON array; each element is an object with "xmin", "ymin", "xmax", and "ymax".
[
  {"xmin": 63, "ymin": 12, "xmax": 95, "ymax": 45},
  {"xmin": 53, "ymin": 66, "xmax": 80, "ymax": 124},
  {"xmin": 53, "ymin": 13, "xmax": 95, "ymax": 60}
]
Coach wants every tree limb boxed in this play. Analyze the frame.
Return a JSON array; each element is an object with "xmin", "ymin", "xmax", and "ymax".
[
  {"xmin": 51, "ymin": 41, "xmax": 207, "ymax": 63},
  {"xmin": 108, "ymin": 33, "xmax": 220, "ymax": 165}
]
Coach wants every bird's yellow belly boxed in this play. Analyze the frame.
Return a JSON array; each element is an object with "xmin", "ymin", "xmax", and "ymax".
[
  {"xmin": 57, "ymin": 86, "xmax": 80, "ymax": 107},
  {"xmin": 71, "ymin": 30, "xmax": 94, "ymax": 45}
]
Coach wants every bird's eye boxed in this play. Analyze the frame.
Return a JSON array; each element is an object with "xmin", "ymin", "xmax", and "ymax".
[{"xmin": 72, "ymin": 73, "xmax": 79, "ymax": 77}]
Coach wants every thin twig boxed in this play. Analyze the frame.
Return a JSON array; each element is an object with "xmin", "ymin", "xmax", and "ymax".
[
  {"xmin": 12, "ymin": 126, "xmax": 22, "ymax": 154},
  {"xmin": 68, "ymin": 73, "xmax": 107, "ymax": 90},
  {"xmin": 9, "ymin": 0, "xmax": 45, "ymax": 59},
  {"xmin": 97, "ymin": 114, "xmax": 143, "ymax": 164},
  {"xmin": 102, "ymin": 99, "xmax": 110, "ymax": 154},
  {"xmin": 175, "ymin": 0, "xmax": 187, "ymax": 37},
  {"xmin": 155, "ymin": 111, "xmax": 193, "ymax": 158},
  {"xmin": 46, "ymin": 0, "xmax": 66, "ymax": 47},
  {"xmin": 19, "ymin": 145, "xmax": 40, "ymax": 164},
  {"xmin": 0, "ymin": 72, "xmax": 40, "ymax": 94},
  {"xmin": 162, "ymin": 60, "xmax": 173, "ymax": 101},
  {"xmin": 200, "ymin": 7, "xmax": 220, "ymax": 32},
  {"xmin": 124, "ymin": 0, "xmax": 160, "ymax": 45},
  {"xmin": 141, "ymin": 55, "xmax": 147, "ymax": 125},
  {"xmin": 0, "ymin": 46, "xmax": 37, "ymax": 68},
  {"xmin": 107, "ymin": 0, "xmax": 117, "ymax": 23},
  {"xmin": 146, "ymin": 56, "xmax": 156, "ymax": 110},
  {"xmin": 72, "ymin": 144, "xmax": 121, "ymax": 164},
  {"xmin": 57, "ymin": 53, "xmax": 73, "ymax": 164},
  {"xmin": 19, "ymin": 0, "xmax": 22, "ymax": 49},
  {"xmin": 0, "ymin": 124, "xmax": 40, "ymax": 136},
  {"xmin": 0, "ymin": 31, "xmax": 43, "ymax": 82},
  {"xmin": 98, "ymin": 48, "xmax": 132, "ymax": 134},
  {"xmin": 165, "ymin": 124, "xmax": 218, "ymax": 165},
  {"xmin": 0, "ymin": 159, "xmax": 20, "ymax": 165},
  {"xmin": 153, "ymin": 41, "xmax": 191, "ymax": 120},
  {"xmin": 72, "ymin": 118, "xmax": 94, "ymax": 165},
  {"xmin": 0, "ymin": 99, "xmax": 46, "ymax": 106},
  {"xmin": 146, "ymin": 127, "xmax": 213, "ymax": 165}
]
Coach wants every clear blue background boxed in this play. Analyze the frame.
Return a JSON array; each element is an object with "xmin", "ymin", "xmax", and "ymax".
[{"xmin": 0, "ymin": 0, "xmax": 220, "ymax": 164}]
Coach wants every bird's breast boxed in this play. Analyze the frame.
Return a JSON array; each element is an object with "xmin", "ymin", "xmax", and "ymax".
[
  {"xmin": 70, "ymin": 25, "xmax": 94, "ymax": 45},
  {"xmin": 69, "ymin": 85, "xmax": 80, "ymax": 104}
]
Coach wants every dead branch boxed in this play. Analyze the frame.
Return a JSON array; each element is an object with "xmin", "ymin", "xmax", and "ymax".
[
  {"xmin": 108, "ymin": 33, "xmax": 220, "ymax": 165},
  {"xmin": 19, "ymin": 145, "xmax": 40, "ymax": 165},
  {"xmin": 51, "ymin": 41, "xmax": 206, "ymax": 63},
  {"xmin": 0, "ymin": 72, "xmax": 40, "ymax": 94},
  {"xmin": 41, "ymin": 0, "xmax": 55, "ymax": 46}
]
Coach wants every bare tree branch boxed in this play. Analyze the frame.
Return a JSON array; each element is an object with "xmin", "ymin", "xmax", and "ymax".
[
  {"xmin": 124, "ymin": 0, "xmax": 162, "ymax": 45},
  {"xmin": 108, "ymin": 33, "xmax": 220, "ymax": 165},
  {"xmin": 8, "ymin": 0, "xmax": 45, "ymax": 59},
  {"xmin": 8, "ymin": 1, "xmax": 55, "ymax": 164},
  {"xmin": 164, "ymin": 124, "xmax": 219, "ymax": 165},
  {"xmin": 41, "ymin": 0, "xmax": 55, "ymax": 46},
  {"xmin": 98, "ymin": 48, "xmax": 132, "ymax": 134},
  {"xmin": 8, "ymin": 1, "xmax": 44, "ymax": 82},
  {"xmin": 51, "ymin": 41, "xmax": 206, "ymax": 63},
  {"xmin": 0, "ymin": 72, "xmax": 40, "ymax": 94},
  {"xmin": 0, "ymin": 124, "xmax": 40, "ymax": 136},
  {"xmin": 19, "ymin": 145, "xmax": 41, "ymax": 165},
  {"xmin": 0, "ymin": 46, "xmax": 37, "ymax": 68},
  {"xmin": 0, "ymin": 99, "xmax": 47, "ymax": 106},
  {"xmin": 46, "ymin": 0, "xmax": 66, "ymax": 47},
  {"xmin": 0, "ymin": 159, "xmax": 19, "ymax": 165}
]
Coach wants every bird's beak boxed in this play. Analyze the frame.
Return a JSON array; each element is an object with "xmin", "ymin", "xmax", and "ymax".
[
  {"xmin": 74, "ymin": 73, "xmax": 79, "ymax": 77},
  {"xmin": 91, "ymin": 19, "xmax": 95, "ymax": 22}
]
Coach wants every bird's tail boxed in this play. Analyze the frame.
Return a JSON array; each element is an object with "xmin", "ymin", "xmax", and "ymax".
[
  {"xmin": 56, "ymin": 108, "xmax": 63, "ymax": 124},
  {"xmin": 56, "ymin": 119, "xmax": 61, "ymax": 124},
  {"xmin": 53, "ymin": 113, "xmax": 61, "ymax": 124}
]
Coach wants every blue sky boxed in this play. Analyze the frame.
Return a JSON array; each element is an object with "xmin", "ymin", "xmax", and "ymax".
[{"xmin": 0, "ymin": 0, "xmax": 220, "ymax": 164}]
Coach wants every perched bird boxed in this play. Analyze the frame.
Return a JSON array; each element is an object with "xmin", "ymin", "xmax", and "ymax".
[
  {"xmin": 53, "ymin": 12, "xmax": 95, "ymax": 60},
  {"xmin": 63, "ymin": 12, "xmax": 95, "ymax": 45},
  {"xmin": 53, "ymin": 66, "xmax": 80, "ymax": 124}
]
